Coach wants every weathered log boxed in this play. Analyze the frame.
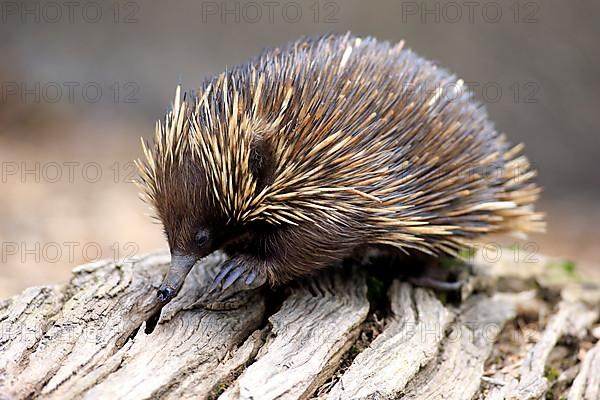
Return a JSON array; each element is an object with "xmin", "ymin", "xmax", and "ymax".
[
  {"xmin": 400, "ymin": 294, "xmax": 516, "ymax": 400},
  {"xmin": 1, "ymin": 253, "xmax": 170, "ymax": 398},
  {"xmin": 483, "ymin": 299, "xmax": 599, "ymax": 400},
  {"xmin": 568, "ymin": 340, "xmax": 600, "ymax": 400},
  {"xmin": 0, "ymin": 252, "xmax": 267, "ymax": 399},
  {"xmin": 327, "ymin": 282, "xmax": 453, "ymax": 400},
  {"xmin": 221, "ymin": 269, "xmax": 369, "ymax": 400},
  {"xmin": 0, "ymin": 250, "xmax": 598, "ymax": 400}
]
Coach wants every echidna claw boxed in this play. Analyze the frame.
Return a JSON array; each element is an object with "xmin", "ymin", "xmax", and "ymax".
[
  {"xmin": 223, "ymin": 266, "xmax": 246, "ymax": 289},
  {"xmin": 210, "ymin": 258, "xmax": 256, "ymax": 291},
  {"xmin": 245, "ymin": 270, "xmax": 257, "ymax": 285},
  {"xmin": 197, "ymin": 258, "xmax": 266, "ymax": 309},
  {"xmin": 209, "ymin": 262, "xmax": 236, "ymax": 292}
]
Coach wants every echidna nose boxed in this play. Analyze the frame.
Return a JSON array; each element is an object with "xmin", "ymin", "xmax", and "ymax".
[
  {"xmin": 157, "ymin": 286, "xmax": 175, "ymax": 303},
  {"xmin": 156, "ymin": 251, "xmax": 197, "ymax": 305}
]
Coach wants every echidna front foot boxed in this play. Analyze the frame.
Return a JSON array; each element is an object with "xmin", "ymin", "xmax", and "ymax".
[
  {"xmin": 209, "ymin": 257, "xmax": 265, "ymax": 292},
  {"xmin": 194, "ymin": 256, "xmax": 266, "ymax": 310}
]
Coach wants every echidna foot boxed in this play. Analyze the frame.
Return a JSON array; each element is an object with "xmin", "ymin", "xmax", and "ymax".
[{"xmin": 194, "ymin": 257, "xmax": 266, "ymax": 310}]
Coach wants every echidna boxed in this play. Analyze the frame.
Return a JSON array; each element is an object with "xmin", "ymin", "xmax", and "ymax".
[{"xmin": 136, "ymin": 33, "xmax": 544, "ymax": 305}]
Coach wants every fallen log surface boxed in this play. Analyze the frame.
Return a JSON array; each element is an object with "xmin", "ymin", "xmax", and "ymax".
[{"xmin": 0, "ymin": 250, "xmax": 598, "ymax": 400}]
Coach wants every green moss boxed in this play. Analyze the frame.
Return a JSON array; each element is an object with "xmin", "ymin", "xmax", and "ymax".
[
  {"xmin": 545, "ymin": 259, "xmax": 580, "ymax": 284},
  {"xmin": 349, "ymin": 344, "xmax": 360, "ymax": 356},
  {"xmin": 559, "ymin": 260, "xmax": 577, "ymax": 275},
  {"xmin": 366, "ymin": 276, "xmax": 385, "ymax": 306},
  {"xmin": 208, "ymin": 383, "xmax": 228, "ymax": 400},
  {"xmin": 439, "ymin": 247, "xmax": 476, "ymax": 270},
  {"xmin": 215, "ymin": 383, "xmax": 227, "ymax": 395},
  {"xmin": 544, "ymin": 365, "xmax": 560, "ymax": 382}
]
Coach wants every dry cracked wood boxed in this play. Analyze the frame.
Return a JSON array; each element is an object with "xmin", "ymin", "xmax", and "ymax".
[
  {"xmin": 1, "ymin": 253, "xmax": 369, "ymax": 400},
  {"xmin": 327, "ymin": 281, "xmax": 453, "ymax": 400},
  {"xmin": 568, "ymin": 340, "xmax": 600, "ymax": 400},
  {"xmin": 0, "ymin": 285, "xmax": 66, "ymax": 382},
  {"xmin": 400, "ymin": 294, "xmax": 517, "ymax": 400},
  {"xmin": 0, "ymin": 253, "xmax": 171, "ymax": 398},
  {"xmin": 79, "ymin": 257, "xmax": 265, "ymax": 399},
  {"xmin": 505, "ymin": 301, "xmax": 598, "ymax": 400},
  {"xmin": 484, "ymin": 300, "xmax": 599, "ymax": 400},
  {"xmin": 1, "ymin": 249, "xmax": 599, "ymax": 400},
  {"xmin": 220, "ymin": 269, "xmax": 369, "ymax": 400},
  {"xmin": 0, "ymin": 252, "xmax": 266, "ymax": 399}
]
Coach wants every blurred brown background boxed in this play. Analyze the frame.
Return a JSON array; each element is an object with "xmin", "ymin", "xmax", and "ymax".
[{"xmin": 1, "ymin": 0, "xmax": 598, "ymax": 297}]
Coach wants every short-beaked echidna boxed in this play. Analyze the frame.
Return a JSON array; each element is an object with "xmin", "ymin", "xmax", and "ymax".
[{"xmin": 136, "ymin": 33, "xmax": 544, "ymax": 305}]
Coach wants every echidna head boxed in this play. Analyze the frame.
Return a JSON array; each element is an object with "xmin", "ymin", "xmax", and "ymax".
[
  {"xmin": 135, "ymin": 90, "xmax": 228, "ymax": 302},
  {"xmin": 147, "ymin": 145, "xmax": 233, "ymax": 302},
  {"xmin": 154, "ymin": 155, "xmax": 219, "ymax": 255},
  {"xmin": 136, "ymin": 84, "xmax": 270, "ymax": 303}
]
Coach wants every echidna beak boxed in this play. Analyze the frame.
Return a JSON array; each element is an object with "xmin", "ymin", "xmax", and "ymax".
[{"xmin": 157, "ymin": 252, "xmax": 197, "ymax": 304}]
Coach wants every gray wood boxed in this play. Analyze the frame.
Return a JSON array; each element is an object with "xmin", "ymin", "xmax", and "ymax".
[
  {"xmin": 568, "ymin": 341, "xmax": 600, "ymax": 400},
  {"xmin": 0, "ymin": 252, "xmax": 265, "ymax": 399},
  {"xmin": 508, "ymin": 301, "xmax": 598, "ymax": 400},
  {"xmin": 327, "ymin": 281, "xmax": 453, "ymax": 400},
  {"xmin": 0, "ymin": 253, "xmax": 169, "ymax": 398},
  {"xmin": 485, "ymin": 300, "xmax": 598, "ymax": 400},
  {"xmin": 1, "ymin": 250, "xmax": 598, "ymax": 400},
  {"xmin": 400, "ymin": 294, "xmax": 516, "ymax": 400},
  {"xmin": 220, "ymin": 269, "xmax": 369, "ymax": 400}
]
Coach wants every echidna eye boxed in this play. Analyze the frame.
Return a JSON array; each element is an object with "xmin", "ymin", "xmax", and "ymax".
[{"xmin": 194, "ymin": 230, "xmax": 209, "ymax": 248}]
